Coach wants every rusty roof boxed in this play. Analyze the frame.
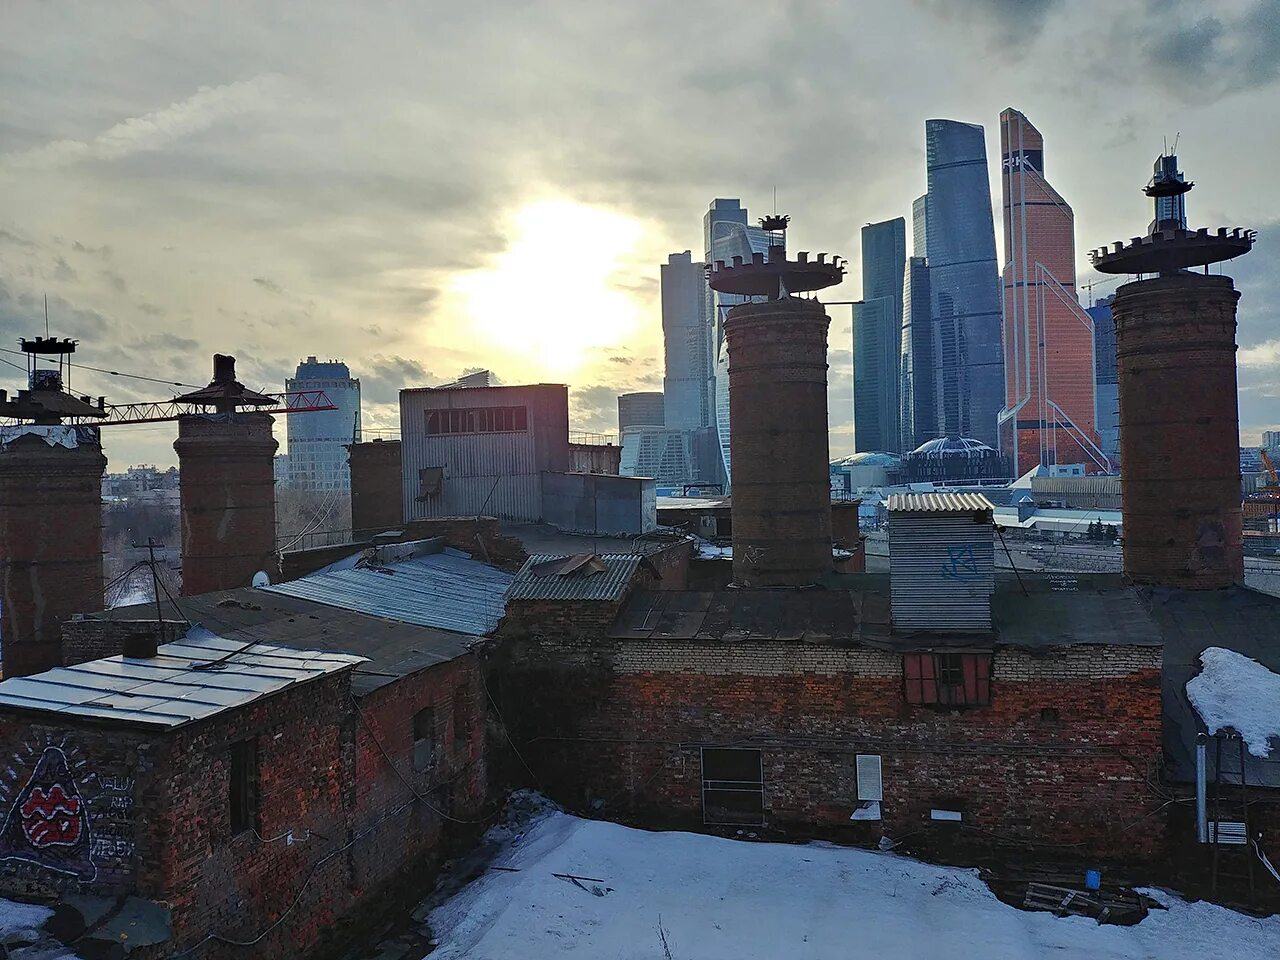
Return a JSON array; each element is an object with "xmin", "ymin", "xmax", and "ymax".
[
  {"xmin": 885, "ymin": 492, "xmax": 995, "ymax": 513},
  {"xmin": 508, "ymin": 554, "xmax": 641, "ymax": 602}
]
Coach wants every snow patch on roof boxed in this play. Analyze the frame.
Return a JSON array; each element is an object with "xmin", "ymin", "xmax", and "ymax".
[{"xmin": 1186, "ymin": 646, "xmax": 1280, "ymax": 758}]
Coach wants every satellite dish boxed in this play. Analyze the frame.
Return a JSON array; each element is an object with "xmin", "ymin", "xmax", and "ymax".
[{"xmin": 251, "ymin": 571, "xmax": 271, "ymax": 588}]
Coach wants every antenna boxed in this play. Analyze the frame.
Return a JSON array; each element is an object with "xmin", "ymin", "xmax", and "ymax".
[
  {"xmin": 773, "ymin": 185, "xmax": 777, "ymax": 215},
  {"xmin": 1171, "ymin": 131, "xmax": 1180, "ymax": 154},
  {"xmin": 43, "ymin": 293, "xmax": 49, "ymax": 338}
]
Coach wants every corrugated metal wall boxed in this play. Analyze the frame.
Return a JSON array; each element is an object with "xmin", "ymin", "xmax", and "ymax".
[
  {"xmin": 888, "ymin": 513, "xmax": 994, "ymax": 631},
  {"xmin": 399, "ymin": 385, "xmax": 568, "ymax": 522},
  {"xmin": 1030, "ymin": 475, "xmax": 1122, "ymax": 510}
]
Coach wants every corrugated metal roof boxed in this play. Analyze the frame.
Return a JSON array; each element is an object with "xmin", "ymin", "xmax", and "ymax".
[
  {"xmin": 0, "ymin": 627, "xmax": 364, "ymax": 728},
  {"xmin": 262, "ymin": 548, "xmax": 513, "ymax": 636},
  {"xmin": 508, "ymin": 553, "xmax": 641, "ymax": 602},
  {"xmin": 885, "ymin": 492, "xmax": 995, "ymax": 513}
]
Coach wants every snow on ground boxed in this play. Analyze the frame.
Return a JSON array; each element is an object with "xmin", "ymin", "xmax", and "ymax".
[
  {"xmin": 1187, "ymin": 646, "xmax": 1280, "ymax": 758},
  {"xmin": 426, "ymin": 810, "xmax": 1279, "ymax": 960}
]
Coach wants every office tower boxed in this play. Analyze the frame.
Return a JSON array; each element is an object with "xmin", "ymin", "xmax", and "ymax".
[
  {"xmin": 1087, "ymin": 295, "xmax": 1119, "ymax": 467},
  {"xmin": 704, "ymin": 199, "xmax": 785, "ymax": 486},
  {"xmin": 661, "ymin": 252, "xmax": 712, "ymax": 432},
  {"xmin": 286, "ymin": 357, "xmax": 361, "ymax": 491},
  {"xmin": 899, "ymin": 255, "xmax": 935, "ymax": 450},
  {"xmin": 855, "ymin": 218, "xmax": 906, "ymax": 453},
  {"xmin": 1264, "ymin": 430, "xmax": 1280, "ymax": 452},
  {"xmin": 911, "ymin": 194, "xmax": 928, "ymax": 257},
  {"xmin": 617, "ymin": 391, "xmax": 665, "ymax": 432},
  {"xmin": 1150, "ymin": 153, "xmax": 1188, "ymax": 231},
  {"xmin": 924, "ymin": 119, "xmax": 1003, "ymax": 448},
  {"xmin": 997, "ymin": 108, "xmax": 1106, "ymax": 475}
]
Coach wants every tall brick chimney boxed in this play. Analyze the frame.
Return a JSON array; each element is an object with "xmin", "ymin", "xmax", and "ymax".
[
  {"xmin": 1089, "ymin": 155, "xmax": 1254, "ymax": 589},
  {"xmin": 173, "ymin": 355, "xmax": 279, "ymax": 594},
  {"xmin": 709, "ymin": 223, "xmax": 845, "ymax": 587},
  {"xmin": 0, "ymin": 337, "xmax": 109, "ymax": 676}
]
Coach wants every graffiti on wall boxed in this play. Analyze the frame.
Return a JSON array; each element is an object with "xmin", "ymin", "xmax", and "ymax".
[
  {"xmin": 0, "ymin": 746, "xmax": 96, "ymax": 880},
  {"xmin": 0, "ymin": 742, "xmax": 136, "ymax": 883}
]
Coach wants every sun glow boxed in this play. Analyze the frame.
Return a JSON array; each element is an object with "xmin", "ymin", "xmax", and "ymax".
[{"xmin": 449, "ymin": 199, "xmax": 646, "ymax": 378}]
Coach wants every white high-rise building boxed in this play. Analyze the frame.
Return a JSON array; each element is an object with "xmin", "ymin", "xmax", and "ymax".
[
  {"xmin": 660, "ymin": 252, "xmax": 712, "ymax": 432},
  {"xmin": 286, "ymin": 357, "xmax": 361, "ymax": 491},
  {"xmin": 704, "ymin": 199, "xmax": 784, "ymax": 487}
]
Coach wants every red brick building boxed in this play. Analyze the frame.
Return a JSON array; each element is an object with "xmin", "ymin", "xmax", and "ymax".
[{"xmin": 0, "ymin": 539, "xmax": 509, "ymax": 957}]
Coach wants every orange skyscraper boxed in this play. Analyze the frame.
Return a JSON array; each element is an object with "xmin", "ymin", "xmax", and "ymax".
[{"xmin": 998, "ymin": 108, "xmax": 1110, "ymax": 475}]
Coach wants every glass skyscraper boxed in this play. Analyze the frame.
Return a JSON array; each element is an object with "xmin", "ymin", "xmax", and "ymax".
[
  {"xmin": 997, "ymin": 108, "xmax": 1105, "ymax": 475},
  {"xmin": 899, "ymin": 255, "xmax": 935, "ymax": 450},
  {"xmin": 660, "ymin": 251, "xmax": 712, "ymax": 432},
  {"xmin": 855, "ymin": 218, "xmax": 905, "ymax": 453},
  {"xmin": 285, "ymin": 357, "xmax": 361, "ymax": 491},
  {"xmin": 1087, "ymin": 295, "xmax": 1119, "ymax": 467},
  {"xmin": 704, "ymin": 199, "xmax": 783, "ymax": 487},
  {"xmin": 924, "ymin": 119, "xmax": 1004, "ymax": 448}
]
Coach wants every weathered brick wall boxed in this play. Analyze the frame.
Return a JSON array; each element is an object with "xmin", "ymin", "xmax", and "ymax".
[
  {"xmin": 0, "ymin": 654, "xmax": 492, "ymax": 960},
  {"xmin": 61, "ymin": 618, "xmax": 185, "ymax": 666},
  {"xmin": 349, "ymin": 655, "xmax": 488, "ymax": 897},
  {"xmin": 491, "ymin": 639, "xmax": 1165, "ymax": 863}
]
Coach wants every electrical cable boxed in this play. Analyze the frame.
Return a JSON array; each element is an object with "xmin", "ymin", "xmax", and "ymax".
[{"xmin": 0, "ymin": 346, "xmax": 202, "ymax": 389}]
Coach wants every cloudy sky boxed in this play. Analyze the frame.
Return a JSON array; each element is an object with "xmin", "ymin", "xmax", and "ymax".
[{"xmin": 3, "ymin": 0, "xmax": 1279, "ymax": 468}]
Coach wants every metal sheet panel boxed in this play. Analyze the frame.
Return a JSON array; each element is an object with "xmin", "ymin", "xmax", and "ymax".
[
  {"xmin": 263, "ymin": 549, "xmax": 513, "ymax": 636},
  {"xmin": 0, "ymin": 627, "xmax": 364, "ymax": 729},
  {"xmin": 507, "ymin": 554, "xmax": 641, "ymax": 602},
  {"xmin": 885, "ymin": 492, "xmax": 995, "ymax": 513},
  {"xmin": 889, "ymin": 512, "xmax": 994, "ymax": 631}
]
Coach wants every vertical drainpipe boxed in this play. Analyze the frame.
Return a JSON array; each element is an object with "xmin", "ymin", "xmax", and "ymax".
[{"xmin": 1195, "ymin": 732, "xmax": 1208, "ymax": 844}]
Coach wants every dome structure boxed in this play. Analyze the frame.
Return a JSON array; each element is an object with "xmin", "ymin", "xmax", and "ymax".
[{"xmin": 909, "ymin": 436, "xmax": 997, "ymax": 458}]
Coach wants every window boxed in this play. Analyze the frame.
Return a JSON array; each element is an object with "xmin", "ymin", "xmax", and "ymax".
[
  {"xmin": 413, "ymin": 707, "xmax": 437, "ymax": 772},
  {"xmin": 452, "ymin": 687, "xmax": 469, "ymax": 756},
  {"xmin": 425, "ymin": 405, "xmax": 528, "ymax": 435},
  {"xmin": 701, "ymin": 747, "xmax": 764, "ymax": 826},
  {"xmin": 1040, "ymin": 707, "xmax": 1060, "ymax": 723},
  {"xmin": 229, "ymin": 739, "xmax": 259, "ymax": 834},
  {"xmin": 904, "ymin": 653, "xmax": 991, "ymax": 707},
  {"xmin": 418, "ymin": 466, "xmax": 444, "ymax": 499}
]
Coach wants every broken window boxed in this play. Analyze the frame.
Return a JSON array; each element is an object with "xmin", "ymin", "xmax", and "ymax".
[
  {"xmin": 413, "ymin": 706, "xmax": 437, "ymax": 772},
  {"xmin": 229, "ymin": 739, "xmax": 259, "ymax": 834},
  {"xmin": 425, "ymin": 405, "xmax": 528, "ymax": 435},
  {"xmin": 701, "ymin": 747, "xmax": 764, "ymax": 826},
  {"xmin": 903, "ymin": 653, "xmax": 991, "ymax": 707},
  {"xmin": 417, "ymin": 466, "xmax": 444, "ymax": 499}
]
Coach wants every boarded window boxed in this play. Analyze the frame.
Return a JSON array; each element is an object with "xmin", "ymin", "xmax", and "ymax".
[
  {"xmin": 855, "ymin": 754, "xmax": 883, "ymax": 802},
  {"xmin": 417, "ymin": 466, "xmax": 444, "ymax": 499},
  {"xmin": 904, "ymin": 653, "xmax": 991, "ymax": 707},
  {"xmin": 413, "ymin": 706, "xmax": 437, "ymax": 772},
  {"xmin": 701, "ymin": 747, "xmax": 763, "ymax": 826},
  {"xmin": 425, "ymin": 406, "xmax": 528, "ymax": 435},
  {"xmin": 229, "ymin": 739, "xmax": 259, "ymax": 834}
]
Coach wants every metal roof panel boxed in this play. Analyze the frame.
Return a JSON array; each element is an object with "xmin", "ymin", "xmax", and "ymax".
[
  {"xmin": 507, "ymin": 554, "xmax": 641, "ymax": 602},
  {"xmin": 885, "ymin": 492, "xmax": 995, "ymax": 513}
]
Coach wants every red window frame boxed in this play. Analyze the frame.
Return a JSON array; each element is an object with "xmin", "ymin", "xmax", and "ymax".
[{"xmin": 904, "ymin": 653, "xmax": 990, "ymax": 707}]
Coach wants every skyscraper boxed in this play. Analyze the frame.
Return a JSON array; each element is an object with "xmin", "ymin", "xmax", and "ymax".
[
  {"xmin": 924, "ymin": 119, "xmax": 1003, "ymax": 448},
  {"xmin": 704, "ymin": 199, "xmax": 784, "ymax": 486},
  {"xmin": 997, "ymin": 108, "xmax": 1107, "ymax": 475},
  {"xmin": 617, "ymin": 391, "xmax": 664, "ymax": 431},
  {"xmin": 1087, "ymin": 295, "xmax": 1119, "ymax": 467},
  {"xmin": 911, "ymin": 194, "xmax": 928, "ymax": 257},
  {"xmin": 899, "ymin": 255, "xmax": 934, "ymax": 449},
  {"xmin": 286, "ymin": 357, "xmax": 361, "ymax": 491},
  {"xmin": 660, "ymin": 251, "xmax": 712, "ymax": 432},
  {"xmin": 854, "ymin": 217, "xmax": 906, "ymax": 453}
]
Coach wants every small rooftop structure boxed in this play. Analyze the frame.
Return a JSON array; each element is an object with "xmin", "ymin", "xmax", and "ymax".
[
  {"xmin": 886, "ymin": 492, "xmax": 995, "ymax": 513},
  {"xmin": 263, "ymin": 540, "xmax": 513, "ymax": 635},
  {"xmin": 0, "ymin": 627, "xmax": 363, "ymax": 729},
  {"xmin": 508, "ymin": 553, "xmax": 642, "ymax": 603},
  {"xmin": 172, "ymin": 354, "xmax": 275, "ymax": 414}
]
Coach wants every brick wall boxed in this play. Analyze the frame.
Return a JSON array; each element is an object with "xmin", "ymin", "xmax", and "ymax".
[
  {"xmin": 0, "ymin": 653, "xmax": 490, "ymax": 959},
  {"xmin": 61, "ymin": 618, "xmax": 185, "ymax": 666},
  {"xmin": 490, "ymin": 638, "xmax": 1166, "ymax": 863}
]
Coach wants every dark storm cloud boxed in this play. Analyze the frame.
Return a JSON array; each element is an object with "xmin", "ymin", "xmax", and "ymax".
[
  {"xmin": 1135, "ymin": 1, "xmax": 1280, "ymax": 102},
  {"xmin": 914, "ymin": 0, "xmax": 1063, "ymax": 50},
  {"xmin": 363, "ymin": 354, "xmax": 438, "ymax": 404},
  {"xmin": 252, "ymin": 277, "xmax": 284, "ymax": 294}
]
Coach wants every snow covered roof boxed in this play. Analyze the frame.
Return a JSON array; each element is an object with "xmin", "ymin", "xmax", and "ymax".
[
  {"xmin": 0, "ymin": 627, "xmax": 364, "ymax": 729},
  {"xmin": 1186, "ymin": 647, "xmax": 1280, "ymax": 758}
]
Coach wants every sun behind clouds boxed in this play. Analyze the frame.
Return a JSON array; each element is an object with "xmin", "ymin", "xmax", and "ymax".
[{"xmin": 448, "ymin": 198, "xmax": 647, "ymax": 381}]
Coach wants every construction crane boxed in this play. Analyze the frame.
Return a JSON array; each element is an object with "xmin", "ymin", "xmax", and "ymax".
[
  {"xmin": 0, "ymin": 339, "xmax": 336, "ymax": 427},
  {"xmin": 1260, "ymin": 448, "xmax": 1279, "ymax": 489}
]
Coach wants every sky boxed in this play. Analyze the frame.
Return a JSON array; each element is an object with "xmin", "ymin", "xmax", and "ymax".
[{"xmin": 2, "ymin": 0, "xmax": 1279, "ymax": 469}]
